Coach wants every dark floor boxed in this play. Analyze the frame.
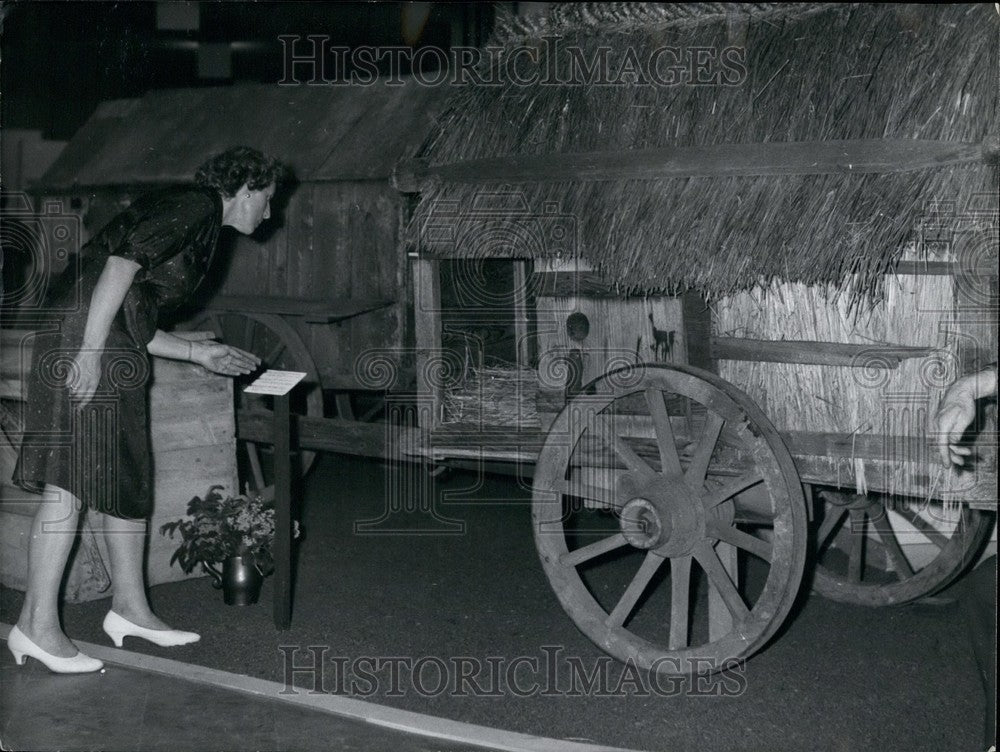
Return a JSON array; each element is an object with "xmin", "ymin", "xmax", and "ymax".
[
  {"xmin": 0, "ymin": 647, "xmax": 499, "ymax": 752},
  {"xmin": 1, "ymin": 453, "xmax": 996, "ymax": 752}
]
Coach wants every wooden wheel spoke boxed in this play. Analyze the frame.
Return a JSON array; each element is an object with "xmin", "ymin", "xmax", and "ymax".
[
  {"xmin": 685, "ymin": 413, "xmax": 724, "ymax": 487},
  {"xmin": 553, "ymin": 478, "xmax": 619, "ymax": 507},
  {"xmin": 265, "ymin": 341, "xmax": 287, "ymax": 367},
  {"xmin": 898, "ymin": 507, "xmax": 949, "ymax": 550},
  {"xmin": 243, "ymin": 318, "xmax": 256, "ymax": 352},
  {"xmin": 870, "ymin": 511, "xmax": 914, "ymax": 579},
  {"xmin": 706, "ymin": 522, "xmax": 771, "ymax": 562},
  {"xmin": 594, "ymin": 414, "xmax": 654, "ymax": 475},
  {"xmin": 559, "ymin": 533, "xmax": 629, "ymax": 568},
  {"xmin": 645, "ymin": 388, "xmax": 682, "ymax": 475},
  {"xmin": 246, "ymin": 442, "xmax": 266, "ymax": 494},
  {"xmin": 207, "ymin": 313, "xmax": 224, "ymax": 339},
  {"xmin": 702, "ymin": 471, "xmax": 764, "ymax": 510},
  {"xmin": 693, "ymin": 540, "xmax": 750, "ymax": 623},
  {"xmin": 816, "ymin": 506, "xmax": 847, "ymax": 549},
  {"xmin": 847, "ymin": 509, "xmax": 866, "ymax": 583},
  {"xmin": 668, "ymin": 556, "xmax": 691, "ymax": 650},
  {"xmin": 606, "ymin": 552, "xmax": 666, "ymax": 628}
]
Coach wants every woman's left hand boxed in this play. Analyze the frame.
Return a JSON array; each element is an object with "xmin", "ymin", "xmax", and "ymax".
[{"xmin": 194, "ymin": 341, "xmax": 261, "ymax": 376}]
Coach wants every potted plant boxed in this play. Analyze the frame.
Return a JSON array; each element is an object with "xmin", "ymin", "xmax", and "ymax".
[{"xmin": 160, "ymin": 486, "xmax": 291, "ymax": 605}]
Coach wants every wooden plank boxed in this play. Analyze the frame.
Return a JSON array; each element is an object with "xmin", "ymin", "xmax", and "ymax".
[
  {"xmin": 419, "ymin": 423, "xmax": 941, "ymax": 467},
  {"xmin": 393, "ymin": 139, "xmax": 993, "ymax": 191},
  {"xmin": 711, "ymin": 337, "xmax": 936, "ymax": 367},
  {"xmin": 203, "ymin": 294, "xmax": 393, "ymax": 323}
]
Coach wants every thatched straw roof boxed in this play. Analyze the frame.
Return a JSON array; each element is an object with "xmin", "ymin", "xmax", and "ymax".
[{"xmin": 405, "ymin": 3, "xmax": 998, "ymax": 304}]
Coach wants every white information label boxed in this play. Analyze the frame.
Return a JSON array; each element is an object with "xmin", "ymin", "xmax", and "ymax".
[{"xmin": 243, "ymin": 370, "xmax": 307, "ymax": 396}]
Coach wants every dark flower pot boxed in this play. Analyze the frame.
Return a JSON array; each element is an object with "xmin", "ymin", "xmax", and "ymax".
[{"xmin": 206, "ymin": 555, "xmax": 264, "ymax": 606}]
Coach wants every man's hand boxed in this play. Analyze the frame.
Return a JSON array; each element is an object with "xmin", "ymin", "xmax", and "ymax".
[
  {"xmin": 193, "ymin": 341, "xmax": 261, "ymax": 376},
  {"xmin": 931, "ymin": 367, "xmax": 998, "ymax": 468},
  {"xmin": 932, "ymin": 380, "xmax": 978, "ymax": 467}
]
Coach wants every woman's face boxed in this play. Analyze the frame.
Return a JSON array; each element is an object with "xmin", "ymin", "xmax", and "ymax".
[{"xmin": 226, "ymin": 183, "xmax": 275, "ymax": 235}]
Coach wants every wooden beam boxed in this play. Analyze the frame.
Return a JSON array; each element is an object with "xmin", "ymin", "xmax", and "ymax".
[
  {"xmin": 393, "ymin": 139, "xmax": 992, "ymax": 191},
  {"xmin": 711, "ymin": 337, "xmax": 936, "ymax": 367},
  {"xmin": 203, "ymin": 294, "xmax": 393, "ymax": 324},
  {"xmin": 893, "ymin": 261, "xmax": 999, "ymax": 277},
  {"xmin": 237, "ymin": 411, "xmax": 423, "ymax": 461},
  {"xmin": 531, "ymin": 271, "xmax": 619, "ymax": 298}
]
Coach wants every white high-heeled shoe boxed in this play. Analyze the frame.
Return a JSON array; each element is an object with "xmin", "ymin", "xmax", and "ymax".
[
  {"xmin": 7, "ymin": 626, "xmax": 104, "ymax": 673},
  {"xmin": 102, "ymin": 610, "xmax": 200, "ymax": 648}
]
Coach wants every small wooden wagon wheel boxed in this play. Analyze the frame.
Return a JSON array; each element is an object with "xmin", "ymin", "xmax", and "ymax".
[
  {"xmin": 810, "ymin": 490, "xmax": 993, "ymax": 606},
  {"xmin": 184, "ymin": 310, "xmax": 323, "ymax": 491},
  {"xmin": 533, "ymin": 363, "xmax": 808, "ymax": 676}
]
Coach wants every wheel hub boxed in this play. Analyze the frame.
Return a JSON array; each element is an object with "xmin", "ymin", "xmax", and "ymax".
[
  {"xmin": 620, "ymin": 498, "xmax": 666, "ymax": 548},
  {"xmin": 617, "ymin": 473, "xmax": 705, "ymax": 557}
]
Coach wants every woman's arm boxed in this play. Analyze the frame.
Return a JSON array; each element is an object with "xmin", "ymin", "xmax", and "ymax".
[
  {"xmin": 69, "ymin": 256, "xmax": 142, "ymax": 404},
  {"xmin": 147, "ymin": 330, "xmax": 260, "ymax": 376}
]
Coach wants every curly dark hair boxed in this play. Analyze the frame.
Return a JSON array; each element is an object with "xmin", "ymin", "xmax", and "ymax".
[{"xmin": 194, "ymin": 146, "xmax": 289, "ymax": 197}]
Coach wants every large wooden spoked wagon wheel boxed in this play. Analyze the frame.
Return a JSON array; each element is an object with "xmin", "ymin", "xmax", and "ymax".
[
  {"xmin": 184, "ymin": 311, "xmax": 323, "ymax": 493},
  {"xmin": 533, "ymin": 363, "xmax": 808, "ymax": 676},
  {"xmin": 810, "ymin": 490, "xmax": 993, "ymax": 606}
]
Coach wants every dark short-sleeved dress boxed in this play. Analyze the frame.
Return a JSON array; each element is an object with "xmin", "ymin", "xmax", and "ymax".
[{"xmin": 14, "ymin": 186, "xmax": 223, "ymax": 520}]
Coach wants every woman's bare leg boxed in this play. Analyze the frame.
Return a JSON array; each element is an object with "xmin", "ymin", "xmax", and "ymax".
[
  {"xmin": 15, "ymin": 484, "xmax": 82, "ymax": 657},
  {"xmin": 97, "ymin": 511, "xmax": 171, "ymax": 630}
]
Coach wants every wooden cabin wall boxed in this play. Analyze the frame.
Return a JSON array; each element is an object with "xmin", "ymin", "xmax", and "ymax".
[{"xmin": 218, "ymin": 181, "xmax": 407, "ymax": 390}]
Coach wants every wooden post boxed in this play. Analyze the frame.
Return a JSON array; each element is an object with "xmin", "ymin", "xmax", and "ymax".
[
  {"xmin": 273, "ymin": 393, "xmax": 292, "ymax": 630},
  {"xmin": 513, "ymin": 261, "xmax": 532, "ymax": 368},
  {"xmin": 412, "ymin": 258, "xmax": 443, "ymax": 429}
]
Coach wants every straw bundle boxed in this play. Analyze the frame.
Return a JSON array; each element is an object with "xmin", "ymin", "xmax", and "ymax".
[{"xmin": 443, "ymin": 365, "xmax": 540, "ymax": 427}]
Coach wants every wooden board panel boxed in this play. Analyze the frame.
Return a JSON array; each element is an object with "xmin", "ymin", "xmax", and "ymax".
[{"xmin": 535, "ymin": 296, "xmax": 686, "ymax": 389}]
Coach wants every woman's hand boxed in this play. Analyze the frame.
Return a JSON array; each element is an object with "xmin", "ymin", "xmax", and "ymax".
[
  {"xmin": 192, "ymin": 341, "xmax": 261, "ymax": 376},
  {"xmin": 67, "ymin": 350, "xmax": 102, "ymax": 406}
]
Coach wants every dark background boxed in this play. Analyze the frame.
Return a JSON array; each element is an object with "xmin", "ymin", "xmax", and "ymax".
[{"xmin": 1, "ymin": 1, "xmax": 497, "ymax": 140}]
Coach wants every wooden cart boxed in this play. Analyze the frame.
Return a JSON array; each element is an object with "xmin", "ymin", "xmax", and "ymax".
[
  {"xmin": 386, "ymin": 2, "xmax": 998, "ymax": 677},
  {"xmin": 402, "ymin": 252, "xmax": 996, "ymax": 676}
]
